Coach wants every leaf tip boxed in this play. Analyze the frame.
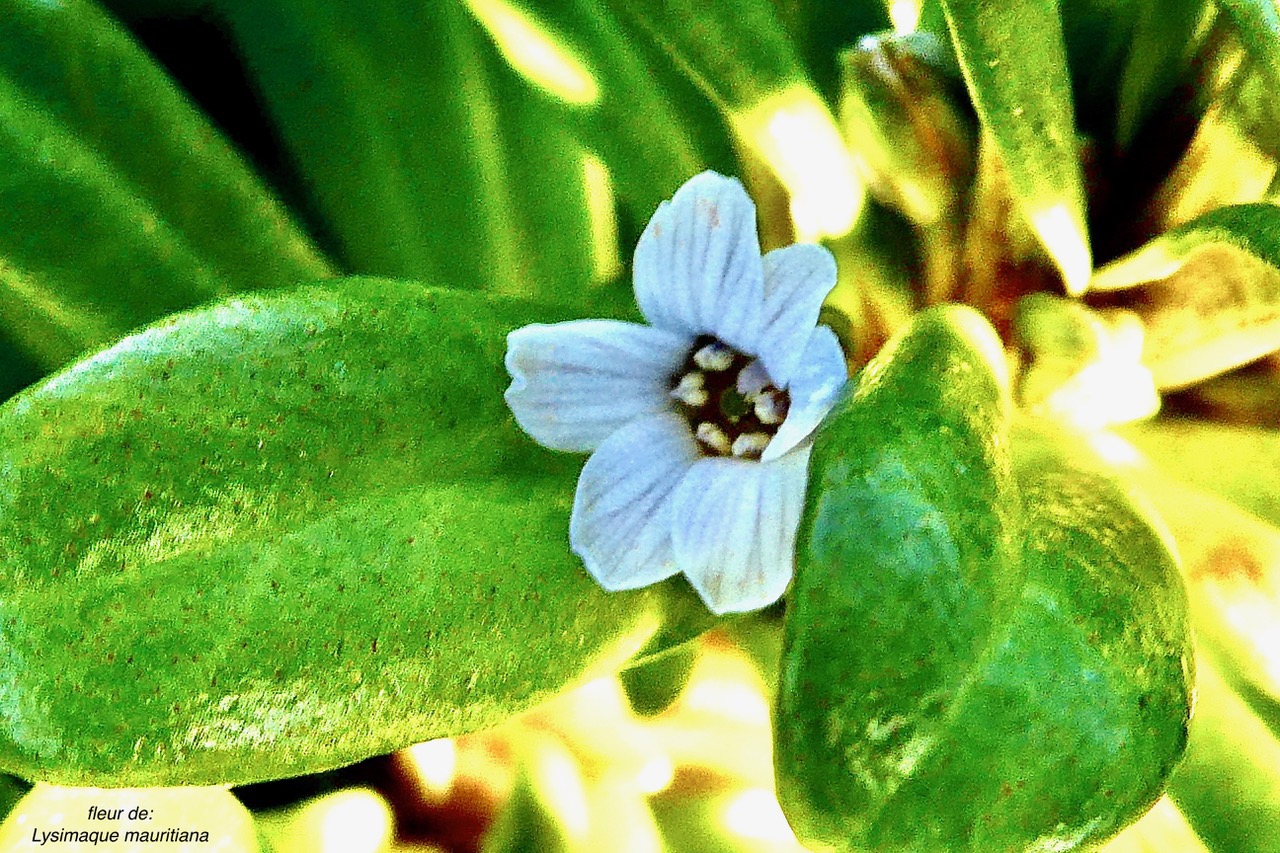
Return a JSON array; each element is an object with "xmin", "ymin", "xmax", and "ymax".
[{"xmin": 1029, "ymin": 203, "xmax": 1092, "ymax": 296}]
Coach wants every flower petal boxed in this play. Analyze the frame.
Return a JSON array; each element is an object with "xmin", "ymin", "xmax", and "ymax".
[
  {"xmin": 505, "ymin": 320, "xmax": 690, "ymax": 452},
  {"xmin": 757, "ymin": 243, "xmax": 839, "ymax": 386},
  {"xmin": 671, "ymin": 450, "xmax": 810, "ymax": 614},
  {"xmin": 633, "ymin": 172, "xmax": 764, "ymax": 351},
  {"xmin": 763, "ymin": 325, "xmax": 847, "ymax": 462},
  {"xmin": 570, "ymin": 413, "xmax": 699, "ymax": 591}
]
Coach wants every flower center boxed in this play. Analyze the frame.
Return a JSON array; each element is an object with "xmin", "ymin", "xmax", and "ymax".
[{"xmin": 668, "ymin": 336, "xmax": 790, "ymax": 460}]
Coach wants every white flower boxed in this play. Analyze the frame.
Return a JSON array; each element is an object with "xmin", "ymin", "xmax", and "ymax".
[{"xmin": 504, "ymin": 171, "xmax": 847, "ymax": 614}]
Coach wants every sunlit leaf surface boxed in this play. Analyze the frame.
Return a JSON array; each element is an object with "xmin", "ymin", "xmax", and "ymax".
[
  {"xmin": 777, "ymin": 308, "xmax": 1191, "ymax": 852},
  {"xmin": 1093, "ymin": 204, "xmax": 1280, "ymax": 388},
  {"xmin": 0, "ymin": 0, "xmax": 331, "ymax": 390},
  {"xmin": 940, "ymin": 0, "xmax": 1092, "ymax": 294},
  {"xmin": 0, "ymin": 280, "xmax": 710, "ymax": 786}
]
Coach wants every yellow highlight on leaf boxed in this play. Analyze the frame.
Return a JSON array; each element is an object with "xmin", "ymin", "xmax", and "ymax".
[
  {"xmin": 1028, "ymin": 202, "xmax": 1093, "ymax": 296},
  {"xmin": 722, "ymin": 788, "xmax": 805, "ymax": 846},
  {"xmin": 889, "ymin": 0, "xmax": 922, "ymax": 34},
  {"xmin": 465, "ymin": 0, "xmax": 599, "ymax": 106},
  {"xmin": 528, "ymin": 737, "xmax": 591, "ymax": 840},
  {"xmin": 583, "ymin": 154, "xmax": 622, "ymax": 282},
  {"xmin": 406, "ymin": 737, "xmax": 458, "ymax": 798},
  {"xmin": 732, "ymin": 86, "xmax": 866, "ymax": 242},
  {"xmin": 258, "ymin": 788, "xmax": 394, "ymax": 853}
]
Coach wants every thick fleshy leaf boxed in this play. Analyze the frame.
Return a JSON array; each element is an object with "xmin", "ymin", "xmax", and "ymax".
[
  {"xmin": 939, "ymin": 0, "xmax": 1092, "ymax": 294},
  {"xmin": 777, "ymin": 307, "xmax": 1193, "ymax": 852},
  {"xmin": 1091, "ymin": 204, "xmax": 1280, "ymax": 388},
  {"xmin": 778, "ymin": 305, "xmax": 1022, "ymax": 848},
  {"xmin": 0, "ymin": 279, "xmax": 711, "ymax": 787},
  {"xmin": 0, "ymin": 0, "xmax": 331, "ymax": 383}
]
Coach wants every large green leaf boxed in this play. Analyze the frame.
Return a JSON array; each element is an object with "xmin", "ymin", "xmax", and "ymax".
[
  {"xmin": 939, "ymin": 0, "xmax": 1092, "ymax": 294},
  {"xmin": 776, "ymin": 306, "xmax": 1192, "ymax": 852},
  {"xmin": 1091, "ymin": 204, "xmax": 1280, "ymax": 389},
  {"xmin": 0, "ymin": 279, "xmax": 710, "ymax": 787},
  {"xmin": 0, "ymin": 0, "xmax": 331, "ymax": 386}
]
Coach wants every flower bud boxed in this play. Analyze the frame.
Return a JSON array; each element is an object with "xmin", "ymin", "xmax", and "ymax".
[{"xmin": 838, "ymin": 31, "xmax": 975, "ymax": 226}]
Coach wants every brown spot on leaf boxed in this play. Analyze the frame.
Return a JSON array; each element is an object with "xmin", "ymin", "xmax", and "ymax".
[{"xmin": 1200, "ymin": 542, "xmax": 1264, "ymax": 584}]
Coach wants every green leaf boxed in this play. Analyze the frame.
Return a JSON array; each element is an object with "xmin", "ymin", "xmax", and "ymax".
[
  {"xmin": 776, "ymin": 307, "xmax": 1193, "ymax": 852},
  {"xmin": 769, "ymin": 0, "xmax": 890, "ymax": 103},
  {"xmin": 619, "ymin": 642, "xmax": 697, "ymax": 718},
  {"xmin": 1214, "ymin": 0, "xmax": 1280, "ymax": 131},
  {"xmin": 182, "ymin": 0, "xmax": 596, "ymax": 299},
  {"xmin": 939, "ymin": 0, "xmax": 1092, "ymax": 293},
  {"xmin": 597, "ymin": 0, "xmax": 864, "ymax": 244},
  {"xmin": 0, "ymin": 279, "xmax": 710, "ymax": 787},
  {"xmin": 1168, "ymin": 655, "xmax": 1280, "ymax": 853},
  {"xmin": 491, "ymin": 0, "xmax": 720, "ymax": 221},
  {"xmin": 1115, "ymin": 0, "xmax": 1208, "ymax": 148},
  {"xmin": 0, "ymin": 0, "xmax": 332, "ymax": 377},
  {"xmin": 0, "ymin": 777, "xmax": 27, "ymax": 825},
  {"xmin": 602, "ymin": 0, "xmax": 805, "ymax": 110},
  {"xmin": 1091, "ymin": 204, "xmax": 1280, "ymax": 388}
]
